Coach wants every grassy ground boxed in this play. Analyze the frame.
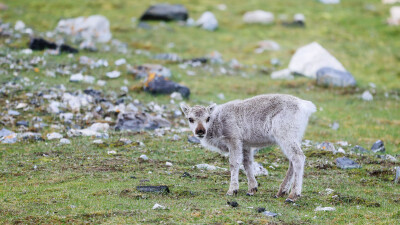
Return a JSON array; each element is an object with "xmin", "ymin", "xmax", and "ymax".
[{"xmin": 1, "ymin": 0, "xmax": 399, "ymax": 224}]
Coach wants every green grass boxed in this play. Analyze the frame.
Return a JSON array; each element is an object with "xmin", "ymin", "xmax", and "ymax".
[{"xmin": 1, "ymin": 0, "xmax": 400, "ymax": 224}]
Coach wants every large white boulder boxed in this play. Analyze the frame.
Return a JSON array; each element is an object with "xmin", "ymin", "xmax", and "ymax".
[{"xmin": 288, "ymin": 42, "xmax": 346, "ymax": 79}]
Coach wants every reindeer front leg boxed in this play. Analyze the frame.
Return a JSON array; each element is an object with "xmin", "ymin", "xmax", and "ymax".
[{"xmin": 226, "ymin": 140, "xmax": 243, "ymax": 196}]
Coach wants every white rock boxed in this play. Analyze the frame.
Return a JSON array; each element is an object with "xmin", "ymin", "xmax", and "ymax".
[
  {"xmin": 217, "ymin": 4, "xmax": 227, "ymax": 11},
  {"xmin": 107, "ymin": 150, "xmax": 117, "ymax": 154},
  {"xmin": 319, "ymin": 0, "xmax": 340, "ymax": 4},
  {"xmin": 288, "ymin": 42, "xmax": 346, "ymax": 79},
  {"xmin": 87, "ymin": 123, "xmax": 109, "ymax": 132},
  {"xmin": 336, "ymin": 141, "xmax": 349, "ymax": 147},
  {"xmin": 243, "ymin": 10, "xmax": 274, "ymax": 24},
  {"xmin": 97, "ymin": 80, "xmax": 106, "ymax": 86},
  {"xmin": 337, "ymin": 147, "xmax": 345, "ymax": 154},
  {"xmin": 217, "ymin": 93, "xmax": 225, "ymax": 100},
  {"xmin": 166, "ymin": 162, "xmax": 173, "ymax": 167},
  {"xmin": 255, "ymin": 40, "xmax": 280, "ymax": 53},
  {"xmin": 196, "ymin": 11, "xmax": 218, "ymax": 31},
  {"xmin": 314, "ymin": 206, "xmax": 336, "ymax": 211},
  {"xmin": 70, "ymin": 73, "xmax": 84, "ymax": 82},
  {"xmin": 170, "ymin": 92, "xmax": 183, "ymax": 101},
  {"xmin": 93, "ymin": 139, "xmax": 104, "ymax": 144},
  {"xmin": 60, "ymin": 138, "xmax": 71, "ymax": 144},
  {"xmin": 152, "ymin": 203, "xmax": 166, "ymax": 210},
  {"xmin": 388, "ymin": 6, "xmax": 400, "ymax": 26},
  {"xmin": 21, "ymin": 49, "xmax": 33, "ymax": 55},
  {"xmin": 59, "ymin": 112, "xmax": 74, "ymax": 122},
  {"xmin": 325, "ymin": 188, "xmax": 334, "ymax": 195},
  {"xmin": 14, "ymin": 20, "xmax": 25, "ymax": 31},
  {"xmin": 83, "ymin": 75, "xmax": 95, "ymax": 84},
  {"xmin": 140, "ymin": 154, "xmax": 149, "ymax": 160},
  {"xmin": 114, "ymin": 58, "xmax": 126, "ymax": 66},
  {"xmin": 172, "ymin": 134, "xmax": 181, "ymax": 141},
  {"xmin": 294, "ymin": 13, "xmax": 305, "ymax": 22},
  {"xmin": 361, "ymin": 90, "xmax": 373, "ymax": 101},
  {"xmin": 16, "ymin": 103, "xmax": 28, "ymax": 109},
  {"xmin": 106, "ymin": 70, "xmax": 121, "ymax": 78},
  {"xmin": 271, "ymin": 69, "xmax": 294, "ymax": 80},
  {"xmin": 383, "ymin": 0, "xmax": 400, "ymax": 4},
  {"xmin": 195, "ymin": 164, "xmax": 227, "ymax": 171},
  {"xmin": 47, "ymin": 132, "xmax": 63, "ymax": 140},
  {"xmin": 56, "ymin": 15, "xmax": 112, "ymax": 43}
]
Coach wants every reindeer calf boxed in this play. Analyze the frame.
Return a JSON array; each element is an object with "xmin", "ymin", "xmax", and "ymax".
[{"xmin": 181, "ymin": 94, "xmax": 316, "ymax": 202}]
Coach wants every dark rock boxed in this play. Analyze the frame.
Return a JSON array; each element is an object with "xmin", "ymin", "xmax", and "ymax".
[
  {"xmin": 257, "ymin": 207, "xmax": 266, "ymax": 213},
  {"xmin": 136, "ymin": 185, "xmax": 170, "ymax": 194},
  {"xmin": 184, "ymin": 57, "xmax": 208, "ymax": 64},
  {"xmin": 351, "ymin": 145, "xmax": 369, "ymax": 154},
  {"xmin": 140, "ymin": 4, "xmax": 188, "ymax": 22},
  {"xmin": 181, "ymin": 172, "xmax": 191, "ymax": 178},
  {"xmin": 29, "ymin": 38, "xmax": 56, "ymax": 51},
  {"xmin": 371, "ymin": 140, "xmax": 385, "ymax": 153},
  {"xmin": 16, "ymin": 120, "xmax": 29, "ymax": 127},
  {"xmin": 316, "ymin": 67, "xmax": 356, "ymax": 87},
  {"xmin": 282, "ymin": 20, "xmax": 305, "ymax": 27},
  {"xmin": 144, "ymin": 74, "xmax": 190, "ymax": 98},
  {"xmin": 335, "ymin": 157, "xmax": 361, "ymax": 169},
  {"xmin": 130, "ymin": 176, "xmax": 137, "ymax": 179},
  {"xmin": 188, "ymin": 135, "xmax": 200, "ymax": 144},
  {"xmin": 115, "ymin": 112, "xmax": 171, "ymax": 132},
  {"xmin": 29, "ymin": 38, "xmax": 78, "ymax": 53},
  {"xmin": 227, "ymin": 201, "xmax": 239, "ymax": 207},
  {"xmin": 20, "ymin": 132, "xmax": 43, "ymax": 141}
]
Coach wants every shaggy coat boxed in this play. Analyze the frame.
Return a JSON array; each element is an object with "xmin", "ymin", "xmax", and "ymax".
[{"xmin": 181, "ymin": 94, "xmax": 316, "ymax": 202}]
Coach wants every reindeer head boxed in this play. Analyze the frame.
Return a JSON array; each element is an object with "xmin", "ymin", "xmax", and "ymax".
[{"xmin": 180, "ymin": 103, "xmax": 217, "ymax": 139}]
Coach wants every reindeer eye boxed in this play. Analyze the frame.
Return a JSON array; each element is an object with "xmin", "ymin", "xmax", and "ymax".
[
  {"xmin": 189, "ymin": 118, "xmax": 194, "ymax": 123},
  {"xmin": 206, "ymin": 117, "xmax": 210, "ymax": 122}
]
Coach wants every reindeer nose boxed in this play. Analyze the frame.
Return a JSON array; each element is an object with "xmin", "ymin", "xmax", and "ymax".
[{"xmin": 195, "ymin": 129, "xmax": 205, "ymax": 136}]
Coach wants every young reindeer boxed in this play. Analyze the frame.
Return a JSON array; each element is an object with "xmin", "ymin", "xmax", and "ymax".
[{"xmin": 180, "ymin": 94, "xmax": 316, "ymax": 202}]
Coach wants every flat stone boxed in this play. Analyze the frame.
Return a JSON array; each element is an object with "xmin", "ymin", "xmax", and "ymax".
[
  {"xmin": 115, "ymin": 112, "xmax": 171, "ymax": 132},
  {"xmin": 335, "ymin": 157, "xmax": 361, "ymax": 169},
  {"xmin": 60, "ymin": 138, "xmax": 71, "ymax": 144},
  {"xmin": 371, "ymin": 140, "xmax": 385, "ymax": 153},
  {"xmin": 188, "ymin": 135, "xmax": 200, "ymax": 144},
  {"xmin": 317, "ymin": 142, "xmax": 337, "ymax": 153},
  {"xmin": 243, "ymin": 10, "xmax": 274, "ymax": 24},
  {"xmin": 362, "ymin": 91, "xmax": 373, "ymax": 101},
  {"xmin": 316, "ymin": 67, "xmax": 356, "ymax": 87},
  {"xmin": 16, "ymin": 120, "xmax": 29, "ymax": 127},
  {"xmin": 351, "ymin": 145, "xmax": 369, "ymax": 154},
  {"xmin": 8, "ymin": 110, "xmax": 20, "ymax": 116},
  {"xmin": 262, "ymin": 211, "xmax": 278, "ymax": 217},
  {"xmin": 314, "ymin": 206, "xmax": 336, "ymax": 211},
  {"xmin": 0, "ymin": 128, "xmax": 14, "ymax": 138},
  {"xmin": 47, "ymin": 132, "xmax": 63, "ymax": 140},
  {"xmin": 140, "ymin": 4, "xmax": 188, "ymax": 22}
]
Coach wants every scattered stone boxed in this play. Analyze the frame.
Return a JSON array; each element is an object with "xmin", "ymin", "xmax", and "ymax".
[
  {"xmin": 388, "ymin": 6, "xmax": 400, "ymax": 26},
  {"xmin": 188, "ymin": 135, "xmax": 200, "ymax": 144},
  {"xmin": 181, "ymin": 172, "xmax": 191, "ymax": 178},
  {"xmin": 288, "ymin": 42, "xmax": 346, "ymax": 79},
  {"xmin": 128, "ymin": 64, "xmax": 171, "ymax": 79},
  {"xmin": 107, "ymin": 150, "xmax": 116, "ymax": 155},
  {"xmin": 395, "ymin": 167, "xmax": 400, "ymax": 184},
  {"xmin": 152, "ymin": 203, "xmax": 167, "ymax": 210},
  {"xmin": 316, "ymin": 67, "xmax": 356, "ymax": 87},
  {"xmin": 371, "ymin": 140, "xmax": 385, "ymax": 153},
  {"xmin": 106, "ymin": 71, "xmax": 121, "ymax": 79},
  {"xmin": 60, "ymin": 138, "xmax": 71, "ymax": 144},
  {"xmin": 337, "ymin": 141, "xmax": 349, "ymax": 147},
  {"xmin": 257, "ymin": 207, "xmax": 266, "ymax": 213},
  {"xmin": 118, "ymin": 138, "xmax": 132, "ymax": 145},
  {"xmin": 243, "ymin": 10, "xmax": 274, "ymax": 24},
  {"xmin": 144, "ymin": 74, "xmax": 190, "ymax": 98},
  {"xmin": 166, "ymin": 162, "xmax": 173, "ymax": 167},
  {"xmin": 14, "ymin": 20, "xmax": 25, "ymax": 31},
  {"xmin": 262, "ymin": 211, "xmax": 278, "ymax": 217},
  {"xmin": 317, "ymin": 142, "xmax": 337, "ymax": 153},
  {"xmin": 140, "ymin": 154, "xmax": 149, "ymax": 161},
  {"xmin": 8, "ymin": 110, "xmax": 20, "ymax": 116},
  {"xmin": 16, "ymin": 103, "xmax": 27, "ymax": 109},
  {"xmin": 337, "ymin": 147, "xmax": 345, "ymax": 154},
  {"xmin": 330, "ymin": 122, "xmax": 340, "ymax": 130},
  {"xmin": 93, "ymin": 139, "xmax": 104, "ymax": 144},
  {"xmin": 114, "ymin": 58, "xmax": 126, "ymax": 66},
  {"xmin": 137, "ymin": 185, "xmax": 170, "ymax": 193},
  {"xmin": 283, "ymin": 14, "xmax": 306, "ymax": 27},
  {"xmin": 227, "ymin": 201, "xmax": 239, "ymax": 208},
  {"xmin": 335, "ymin": 157, "xmax": 361, "ymax": 169},
  {"xmin": 170, "ymin": 92, "xmax": 183, "ymax": 101},
  {"xmin": 196, "ymin": 11, "xmax": 218, "ymax": 31},
  {"xmin": 16, "ymin": 120, "xmax": 29, "ymax": 127},
  {"xmin": 0, "ymin": 128, "xmax": 17, "ymax": 144},
  {"xmin": 70, "ymin": 73, "xmax": 84, "ymax": 82},
  {"xmin": 140, "ymin": 4, "xmax": 188, "ymax": 22},
  {"xmin": 19, "ymin": 132, "xmax": 43, "ymax": 141},
  {"xmin": 154, "ymin": 53, "xmax": 181, "ymax": 62},
  {"xmin": 361, "ymin": 91, "xmax": 373, "ymax": 101},
  {"xmin": 47, "ymin": 132, "xmax": 63, "ymax": 140},
  {"xmin": 319, "ymin": 0, "xmax": 340, "ymax": 4},
  {"xmin": 115, "ymin": 112, "xmax": 171, "ymax": 132},
  {"xmin": 271, "ymin": 69, "xmax": 294, "ymax": 80},
  {"xmin": 377, "ymin": 154, "xmax": 397, "ymax": 162},
  {"xmin": 172, "ymin": 134, "xmax": 181, "ymax": 141},
  {"xmin": 383, "ymin": 0, "xmax": 400, "ymax": 4},
  {"xmin": 255, "ymin": 40, "xmax": 280, "ymax": 53},
  {"xmin": 351, "ymin": 145, "xmax": 369, "ymax": 154},
  {"xmin": 315, "ymin": 206, "xmax": 336, "ymax": 211},
  {"xmin": 56, "ymin": 15, "xmax": 112, "ymax": 43},
  {"xmin": 195, "ymin": 164, "xmax": 227, "ymax": 171},
  {"xmin": 29, "ymin": 38, "xmax": 78, "ymax": 53}
]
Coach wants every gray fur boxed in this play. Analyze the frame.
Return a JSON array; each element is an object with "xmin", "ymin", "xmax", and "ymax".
[{"xmin": 180, "ymin": 94, "xmax": 316, "ymax": 201}]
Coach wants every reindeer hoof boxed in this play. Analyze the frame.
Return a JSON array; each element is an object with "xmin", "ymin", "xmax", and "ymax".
[
  {"xmin": 226, "ymin": 189, "xmax": 238, "ymax": 196},
  {"xmin": 246, "ymin": 187, "xmax": 258, "ymax": 196},
  {"xmin": 285, "ymin": 198, "xmax": 295, "ymax": 203}
]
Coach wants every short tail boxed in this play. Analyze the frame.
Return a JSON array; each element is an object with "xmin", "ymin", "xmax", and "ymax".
[{"xmin": 300, "ymin": 100, "xmax": 317, "ymax": 116}]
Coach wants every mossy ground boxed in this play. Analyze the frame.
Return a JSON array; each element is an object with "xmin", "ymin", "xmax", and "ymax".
[{"xmin": 1, "ymin": 0, "xmax": 399, "ymax": 224}]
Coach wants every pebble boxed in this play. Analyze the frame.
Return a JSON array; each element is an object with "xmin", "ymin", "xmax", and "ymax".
[
  {"xmin": 107, "ymin": 150, "xmax": 117, "ymax": 154},
  {"xmin": 317, "ymin": 142, "xmax": 337, "ymax": 153},
  {"xmin": 140, "ymin": 154, "xmax": 149, "ymax": 160},
  {"xmin": 227, "ymin": 201, "xmax": 239, "ymax": 207},
  {"xmin": 16, "ymin": 120, "xmax": 29, "ymax": 127},
  {"xmin": 262, "ymin": 211, "xmax": 278, "ymax": 217},
  {"xmin": 361, "ymin": 91, "xmax": 373, "ymax": 101},
  {"xmin": 47, "ymin": 132, "xmax": 63, "ymax": 140},
  {"xmin": 314, "ymin": 206, "xmax": 336, "ymax": 211},
  {"xmin": 335, "ymin": 157, "xmax": 361, "ymax": 169},
  {"xmin": 196, "ymin": 11, "xmax": 218, "ymax": 31},
  {"xmin": 60, "ymin": 138, "xmax": 71, "ymax": 144},
  {"xmin": 93, "ymin": 139, "xmax": 104, "ymax": 144},
  {"xmin": 8, "ymin": 110, "xmax": 20, "ymax": 116},
  {"xmin": 172, "ymin": 134, "xmax": 181, "ymax": 141},
  {"xmin": 114, "ymin": 58, "xmax": 126, "ymax": 66},
  {"xmin": 106, "ymin": 71, "xmax": 121, "ymax": 78},
  {"xmin": 166, "ymin": 162, "xmax": 173, "ymax": 167},
  {"xmin": 351, "ymin": 145, "xmax": 369, "ymax": 154},
  {"xmin": 188, "ymin": 135, "xmax": 200, "ymax": 144},
  {"xmin": 330, "ymin": 122, "xmax": 340, "ymax": 130},
  {"xmin": 152, "ymin": 203, "xmax": 166, "ymax": 210},
  {"xmin": 371, "ymin": 140, "xmax": 385, "ymax": 153}
]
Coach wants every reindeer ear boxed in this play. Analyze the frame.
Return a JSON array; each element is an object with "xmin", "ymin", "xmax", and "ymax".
[
  {"xmin": 180, "ymin": 103, "xmax": 190, "ymax": 116},
  {"xmin": 207, "ymin": 103, "xmax": 217, "ymax": 113}
]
